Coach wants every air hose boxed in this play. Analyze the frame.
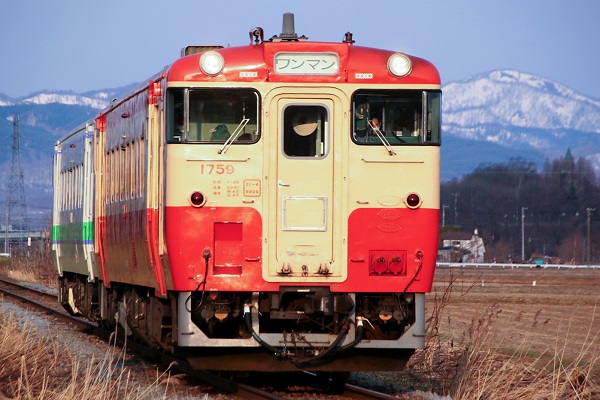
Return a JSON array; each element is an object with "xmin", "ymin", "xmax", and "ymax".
[
  {"xmin": 243, "ymin": 304, "xmax": 285, "ymax": 358},
  {"xmin": 294, "ymin": 318, "xmax": 352, "ymax": 366},
  {"xmin": 244, "ymin": 304, "xmax": 364, "ymax": 365},
  {"xmin": 334, "ymin": 316, "xmax": 365, "ymax": 353}
]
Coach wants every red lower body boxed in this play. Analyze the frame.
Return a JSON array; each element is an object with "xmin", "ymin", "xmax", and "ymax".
[{"xmin": 163, "ymin": 206, "xmax": 438, "ymax": 293}]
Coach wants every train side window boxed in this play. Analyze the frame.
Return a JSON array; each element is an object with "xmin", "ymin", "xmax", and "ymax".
[
  {"xmin": 139, "ymin": 137, "xmax": 145, "ymax": 196},
  {"xmin": 77, "ymin": 165, "xmax": 83, "ymax": 208},
  {"xmin": 352, "ymin": 90, "xmax": 441, "ymax": 145},
  {"xmin": 282, "ymin": 105, "xmax": 328, "ymax": 158},
  {"xmin": 166, "ymin": 88, "xmax": 260, "ymax": 143},
  {"xmin": 109, "ymin": 150, "xmax": 115, "ymax": 202},
  {"xmin": 426, "ymin": 91, "xmax": 442, "ymax": 143}
]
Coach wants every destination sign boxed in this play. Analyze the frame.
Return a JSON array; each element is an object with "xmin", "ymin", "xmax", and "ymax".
[{"xmin": 274, "ymin": 52, "xmax": 339, "ymax": 75}]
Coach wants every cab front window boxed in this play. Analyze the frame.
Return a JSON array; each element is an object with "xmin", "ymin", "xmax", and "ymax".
[
  {"xmin": 166, "ymin": 88, "xmax": 260, "ymax": 143},
  {"xmin": 352, "ymin": 90, "xmax": 441, "ymax": 145}
]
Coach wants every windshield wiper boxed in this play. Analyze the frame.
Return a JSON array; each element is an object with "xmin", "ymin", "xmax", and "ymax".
[
  {"xmin": 218, "ymin": 118, "xmax": 250, "ymax": 154},
  {"xmin": 367, "ymin": 120, "xmax": 396, "ymax": 156}
]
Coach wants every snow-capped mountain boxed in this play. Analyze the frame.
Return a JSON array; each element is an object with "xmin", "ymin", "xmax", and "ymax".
[
  {"xmin": 0, "ymin": 93, "xmax": 14, "ymax": 107},
  {"xmin": 6, "ymin": 84, "xmax": 135, "ymax": 110},
  {"xmin": 444, "ymin": 70, "xmax": 600, "ymax": 132},
  {"xmin": 3, "ymin": 84, "xmax": 139, "ymax": 111},
  {"xmin": 0, "ymin": 84, "xmax": 137, "ymax": 134},
  {"xmin": 21, "ymin": 92, "xmax": 110, "ymax": 109},
  {"xmin": 441, "ymin": 70, "xmax": 600, "ymax": 179},
  {"xmin": 0, "ymin": 84, "xmax": 136, "ymax": 222}
]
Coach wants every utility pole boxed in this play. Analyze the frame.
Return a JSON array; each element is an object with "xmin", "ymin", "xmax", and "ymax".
[
  {"xmin": 442, "ymin": 204, "xmax": 449, "ymax": 227},
  {"xmin": 587, "ymin": 208, "xmax": 595, "ymax": 266},
  {"xmin": 521, "ymin": 207, "xmax": 528, "ymax": 262},
  {"xmin": 5, "ymin": 113, "xmax": 29, "ymax": 255},
  {"xmin": 453, "ymin": 193, "xmax": 459, "ymax": 226},
  {"xmin": 3, "ymin": 206, "xmax": 7, "ymax": 254}
]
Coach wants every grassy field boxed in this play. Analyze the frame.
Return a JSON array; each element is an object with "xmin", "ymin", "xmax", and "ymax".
[
  {"xmin": 432, "ymin": 266, "xmax": 599, "ymax": 361},
  {"xmin": 412, "ymin": 266, "xmax": 600, "ymax": 398}
]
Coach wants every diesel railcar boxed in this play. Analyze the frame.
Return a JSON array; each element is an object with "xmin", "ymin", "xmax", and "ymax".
[{"xmin": 53, "ymin": 13, "xmax": 441, "ymax": 371}]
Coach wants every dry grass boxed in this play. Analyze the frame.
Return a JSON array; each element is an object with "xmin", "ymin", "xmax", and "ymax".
[
  {"xmin": 408, "ymin": 268, "xmax": 600, "ymax": 399},
  {"xmin": 0, "ymin": 245, "xmax": 57, "ymax": 289},
  {"xmin": 0, "ymin": 245, "xmax": 216, "ymax": 399},
  {"xmin": 464, "ymin": 318, "xmax": 596, "ymax": 398},
  {"xmin": 0, "ymin": 304, "xmax": 202, "ymax": 399},
  {"xmin": 448, "ymin": 304, "xmax": 600, "ymax": 399}
]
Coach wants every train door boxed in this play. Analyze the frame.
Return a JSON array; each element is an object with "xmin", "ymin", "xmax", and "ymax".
[
  {"xmin": 82, "ymin": 123, "xmax": 97, "ymax": 280},
  {"xmin": 146, "ymin": 88, "xmax": 168, "ymax": 296},
  {"xmin": 266, "ymin": 92, "xmax": 346, "ymax": 282}
]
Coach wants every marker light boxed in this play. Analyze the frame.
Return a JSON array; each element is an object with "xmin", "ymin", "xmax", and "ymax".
[
  {"xmin": 190, "ymin": 191, "xmax": 206, "ymax": 207},
  {"xmin": 200, "ymin": 51, "xmax": 224, "ymax": 75},
  {"xmin": 387, "ymin": 53, "xmax": 412, "ymax": 77},
  {"xmin": 405, "ymin": 192, "xmax": 421, "ymax": 209}
]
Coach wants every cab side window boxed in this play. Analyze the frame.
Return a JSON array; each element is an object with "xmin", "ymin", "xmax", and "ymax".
[
  {"xmin": 352, "ymin": 90, "xmax": 441, "ymax": 145},
  {"xmin": 166, "ymin": 88, "xmax": 260, "ymax": 143}
]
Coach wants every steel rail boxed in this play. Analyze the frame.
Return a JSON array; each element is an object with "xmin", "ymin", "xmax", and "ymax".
[
  {"xmin": 343, "ymin": 383, "xmax": 404, "ymax": 399},
  {"xmin": 0, "ymin": 277, "xmax": 94, "ymax": 330}
]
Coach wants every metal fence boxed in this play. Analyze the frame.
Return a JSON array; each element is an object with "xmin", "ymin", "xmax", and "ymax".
[{"xmin": 437, "ymin": 262, "xmax": 600, "ymax": 269}]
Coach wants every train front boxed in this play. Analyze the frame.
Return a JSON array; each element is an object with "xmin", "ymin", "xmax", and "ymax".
[{"xmin": 163, "ymin": 16, "xmax": 441, "ymax": 371}]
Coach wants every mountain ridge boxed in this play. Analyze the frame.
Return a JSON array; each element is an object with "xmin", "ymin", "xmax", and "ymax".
[
  {"xmin": 441, "ymin": 69, "xmax": 600, "ymax": 179},
  {"xmin": 0, "ymin": 83, "xmax": 139, "ymax": 110},
  {"xmin": 444, "ymin": 70, "xmax": 600, "ymax": 132}
]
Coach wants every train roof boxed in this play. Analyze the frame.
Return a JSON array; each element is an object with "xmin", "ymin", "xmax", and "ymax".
[
  {"xmin": 167, "ymin": 14, "xmax": 440, "ymax": 86},
  {"xmin": 168, "ymin": 42, "xmax": 440, "ymax": 86}
]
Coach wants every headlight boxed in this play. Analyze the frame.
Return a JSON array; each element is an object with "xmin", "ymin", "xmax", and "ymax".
[
  {"xmin": 387, "ymin": 53, "xmax": 412, "ymax": 77},
  {"xmin": 200, "ymin": 51, "xmax": 224, "ymax": 75}
]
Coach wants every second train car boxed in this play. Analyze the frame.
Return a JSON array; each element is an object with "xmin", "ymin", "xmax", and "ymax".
[{"xmin": 53, "ymin": 13, "xmax": 441, "ymax": 371}]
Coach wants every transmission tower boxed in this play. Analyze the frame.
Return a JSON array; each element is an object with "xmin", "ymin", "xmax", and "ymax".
[{"xmin": 4, "ymin": 113, "xmax": 30, "ymax": 254}]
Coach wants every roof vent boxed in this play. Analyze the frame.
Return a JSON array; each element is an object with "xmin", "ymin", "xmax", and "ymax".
[{"xmin": 270, "ymin": 13, "xmax": 307, "ymax": 42}]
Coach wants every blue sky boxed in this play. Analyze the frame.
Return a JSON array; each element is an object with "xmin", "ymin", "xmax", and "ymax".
[{"xmin": 1, "ymin": 1, "xmax": 599, "ymax": 99}]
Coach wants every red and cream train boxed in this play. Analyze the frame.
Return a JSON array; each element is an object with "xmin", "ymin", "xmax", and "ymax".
[{"xmin": 53, "ymin": 14, "xmax": 441, "ymax": 371}]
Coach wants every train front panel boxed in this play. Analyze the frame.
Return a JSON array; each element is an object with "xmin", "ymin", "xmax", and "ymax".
[{"xmin": 162, "ymin": 34, "xmax": 441, "ymax": 370}]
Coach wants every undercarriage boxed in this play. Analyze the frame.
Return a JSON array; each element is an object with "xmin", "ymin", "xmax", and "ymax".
[{"xmin": 59, "ymin": 274, "xmax": 424, "ymax": 370}]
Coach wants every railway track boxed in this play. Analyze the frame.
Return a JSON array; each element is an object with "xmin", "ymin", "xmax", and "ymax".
[
  {"xmin": 300, "ymin": 372, "xmax": 403, "ymax": 399},
  {"xmin": 0, "ymin": 277, "xmax": 91, "ymax": 329},
  {"xmin": 0, "ymin": 276, "xmax": 403, "ymax": 399}
]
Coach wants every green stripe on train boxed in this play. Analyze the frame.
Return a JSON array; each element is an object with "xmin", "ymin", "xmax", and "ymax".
[{"xmin": 52, "ymin": 221, "xmax": 94, "ymax": 242}]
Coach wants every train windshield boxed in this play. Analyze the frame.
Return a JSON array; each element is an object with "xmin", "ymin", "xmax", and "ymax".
[
  {"xmin": 352, "ymin": 90, "xmax": 441, "ymax": 145},
  {"xmin": 166, "ymin": 88, "xmax": 260, "ymax": 143}
]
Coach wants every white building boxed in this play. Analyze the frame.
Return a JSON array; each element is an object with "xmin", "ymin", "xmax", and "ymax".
[{"xmin": 439, "ymin": 229, "xmax": 486, "ymax": 263}]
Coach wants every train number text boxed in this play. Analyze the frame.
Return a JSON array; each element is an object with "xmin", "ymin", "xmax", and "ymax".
[{"xmin": 200, "ymin": 164, "xmax": 234, "ymax": 174}]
